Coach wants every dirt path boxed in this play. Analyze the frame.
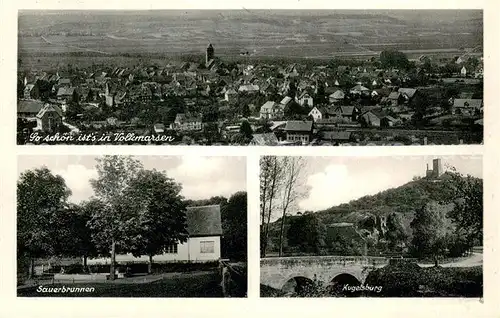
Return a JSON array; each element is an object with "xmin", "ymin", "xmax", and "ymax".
[{"xmin": 419, "ymin": 253, "xmax": 482, "ymax": 268}]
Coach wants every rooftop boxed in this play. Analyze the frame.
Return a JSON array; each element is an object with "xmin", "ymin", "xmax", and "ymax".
[{"xmin": 186, "ymin": 205, "xmax": 223, "ymax": 237}]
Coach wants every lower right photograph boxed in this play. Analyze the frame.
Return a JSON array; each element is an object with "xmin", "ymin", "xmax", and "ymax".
[{"xmin": 259, "ymin": 155, "xmax": 483, "ymax": 298}]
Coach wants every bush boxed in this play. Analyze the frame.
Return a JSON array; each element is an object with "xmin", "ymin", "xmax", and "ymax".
[{"xmin": 365, "ymin": 262, "xmax": 482, "ymax": 297}]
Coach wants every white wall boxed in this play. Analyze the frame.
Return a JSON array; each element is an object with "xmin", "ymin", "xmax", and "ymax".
[
  {"xmin": 188, "ymin": 236, "xmax": 221, "ymax": 262},
  {"xmin": 86, "ymin": 236, "xmax": 221, "ymax": 265}
]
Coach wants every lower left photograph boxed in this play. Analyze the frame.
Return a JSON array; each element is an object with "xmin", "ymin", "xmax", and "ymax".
[{"xmin": 17, "ymin": 155, "xmax": 247, "ymax": 297}]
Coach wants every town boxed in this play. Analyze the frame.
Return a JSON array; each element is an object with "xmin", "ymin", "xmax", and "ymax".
[{"xmin": 17, "ymin": 44, "xmax": 483, "ymax": 145}]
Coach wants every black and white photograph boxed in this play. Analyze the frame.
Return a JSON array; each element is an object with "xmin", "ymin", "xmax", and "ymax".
[
  {"xmin": 17, "ymin": 155, "xmax": 247, "ymax": 297},
  {"xmin": 260, "ymin": 155, "xmax": 483, "ymax": 297},
  {"xmin": 17, "ymin": 9, "xmax": 483, "ymax": 145}
]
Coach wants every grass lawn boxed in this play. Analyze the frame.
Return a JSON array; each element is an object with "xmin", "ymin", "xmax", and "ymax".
[{"xmin": 18, "ymin": 270, "xmax": 223, "ymax": 297}]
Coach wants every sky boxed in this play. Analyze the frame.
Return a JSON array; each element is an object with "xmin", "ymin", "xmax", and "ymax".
[
  {"xmin": 17, "ymin": 155, "xmax": 246, "ymax": 203},
  {"xmin": 297, "ymin": 155, "xmax": 482, "ymax": 212}
]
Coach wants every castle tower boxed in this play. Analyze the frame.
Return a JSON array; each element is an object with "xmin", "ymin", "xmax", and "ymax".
[
  {"xmin": 206, "ymin": 43, "xmax": 214, "ymax": 65},
  {"xmin": 432, "ymin": 158, "xmax": 443, "ymax": 178},
  {"xmin": 426, "ymin": 163, "xmax": 433, "ymax": 178}
]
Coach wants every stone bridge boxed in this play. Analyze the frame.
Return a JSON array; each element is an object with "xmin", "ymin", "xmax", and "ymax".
[{"xmin": 260, "ymin": 256, "xmax": 390, "ymax": 292}]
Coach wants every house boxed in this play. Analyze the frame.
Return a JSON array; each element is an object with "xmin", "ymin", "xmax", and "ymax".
[
  {"xmin": 452, "ymin": 98, "xmax": 483, "ymax": 115},
  {"xmin": 238, "ymin": 84, "xmax": 259, "ymax": 93},
  {"xmin": 17, "ymin": 99, "xmax": 45, "ymax": 120},
  {"xmin": 170, "ymin": 113, "xmax": 203, "ymax": 131},
  {"xmin": 380, "ymin": 115, "xmax": 399, "ymax": 127},
  {"xmin": 308, "ymin": 106, "xmax": 325, "ymax": 122},
  {"xmin": 153, "ymin": 123, "xmax": 165, "ymax": 134},
  {"xmin": 328, "ymin": 89, "xmax": 345, "ymax": 104},
  {"xmin": 387, "ymin": 91, "xmax": 401, "ymax": 106},
  {"xmin": 224, "ymin": 88, "xmax": 237, "ymax": 102},
  {"xmin": 461, "ymin": 66, "xmax": 467, "ymax": 77},
  {"xmin": 250, "ymin": 133, "xmax": 279, "ymax": 146},
  {"xmin": 284, "ymin": 120, "xmax": 313, "ymax": 144},
  {"xmin": 360, "ymin": 110, "xmax": 383, "ymax": 127},
  {"xmin": 260, "ymin": 101, "xmax": 283, "ymax": 120},
  {"xmin": 23, "ymin": 83, "xmax": 40, "ymax": 100},
  {"xmin": 58, "ymin": 78, "xmax": 71, "ymax": 87},
  {"xmin": 87, "ymin": 205, "xmax": 223, "ymax": 265},
  {"xmin": 35, "ymin": 103, "xmax": 63, "ymax": 132},
  {"xmin": 397, "ymin": 88, "xmax": 417, "ymax": 104},
  {"xmin": 350, "ymin": 84, "xmax": 370, "ymax": 96},
  {"xmin": 333, "ymin": 106, "xmax": 360, "ymax": 122},
  {"xmin": 296, "ymin": 91, "xmax": 314, "ymax": 107},
  {"xmin": 280, "ymin": 96, "xmax": 293, "ymax": 109},
  {"xmin": 56, "ymin": 87, "xmax": 78, "ymax": 103},
  {"xmin": 321, "ymin": 131, "xmax": 352, "ymax": 144},
  {"xmin": 360, "ymin": 109, "xmax": 397, "ymax": 127}
]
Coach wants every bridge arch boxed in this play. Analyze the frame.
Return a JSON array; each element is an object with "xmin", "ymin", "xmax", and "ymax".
[
  {"xmin": 327, "ymin": 273, "xmax": 363, "ymax": 296},
  {"xmin": 331, "ymin": 273, "xmax": 362, "ymax": 286}
]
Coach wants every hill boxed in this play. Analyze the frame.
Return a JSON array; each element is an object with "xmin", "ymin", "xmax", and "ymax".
[
  {"xmin": 264, "ymin": 172, "xmax": 480, "ymax": 255},
  {"xmin": 18, "ymin": 10, "xmax": 482, "ymax": 57}
]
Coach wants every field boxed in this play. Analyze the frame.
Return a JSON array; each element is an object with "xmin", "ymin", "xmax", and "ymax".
[{"xmin": 18, "ymin": 10, "xmax": 483, "ymax": 59}]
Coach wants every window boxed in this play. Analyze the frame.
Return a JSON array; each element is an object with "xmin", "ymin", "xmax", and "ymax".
[
  {"xmin": 165, "ymin": 244, "xmax": 178, "ymax": 254},
  {"xmin": 200, "ymin": 241, "xmax": 215, "ymax": 254}
]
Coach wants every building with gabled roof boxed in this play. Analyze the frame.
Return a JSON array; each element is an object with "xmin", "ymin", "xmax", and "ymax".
[
  {"xmin": 284, "ymin": 120, "xmax": 313, "ymax": 144},
  {"xmin": 87, "ymin": 205, "xmax": 223, "ymax": 265},
  {"xmin": 35, "ymin": 103, "xmax": 63, "ymax": 132}
]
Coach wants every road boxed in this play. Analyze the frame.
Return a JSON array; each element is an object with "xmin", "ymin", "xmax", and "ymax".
[
  {"xmin": 419, "ymin": 252, "xmax": 483, "ymax": 268},
  {"xmin": 63, "ymin": 121, "xmax": 80, "ymax": 134}
]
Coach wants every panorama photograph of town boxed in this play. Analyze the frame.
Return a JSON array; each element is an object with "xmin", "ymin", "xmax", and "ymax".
[{"xmin": 17, "ymin": 9, "xmax": 483, "ymax": 145}]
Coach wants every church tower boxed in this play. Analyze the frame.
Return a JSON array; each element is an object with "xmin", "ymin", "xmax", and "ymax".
[{"xmin": 206, "ymin": 43, "xmax": 214, "ymax": 66}]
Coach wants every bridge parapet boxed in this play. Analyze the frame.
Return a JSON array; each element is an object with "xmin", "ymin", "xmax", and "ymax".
[{"xmin": 261, "ymin": 255, "xmax": 390, "ymax": 267}]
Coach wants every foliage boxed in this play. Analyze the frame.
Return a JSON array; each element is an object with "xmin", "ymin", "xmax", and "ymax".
[
  {"xmin": 365, "ymin": 262, "xmax": 482, "ymax": 297},
  {"xmin": 17, "ymin": 167, "xmax": 72, "ymax": 260},
  {"xmin": 221, "ymin": 192, "xmax": 247, "ymax": 261},
  {"xmin": 87, "ymin": 156, "xmax": 144, "ymax": 255},
  {"xmin": 379, "ymin": 50, "xmax": 410, "ymax": 70},
  {"xmin": 410, "ymin": 201, "xmax": 453, "ymax": 260},
  {"xmin": 443, "ymin": 168, "xmax": 483, "ymax": 245},
  {"xmin": 385, "ymin": 212, "xmax": 409, "ymax": 252},
  {"xmin": 56, "ymin": 203, "xmax": 98, "ymax": 262},
  {"xmin": 284, "ymin": 101, "xmax": 307, "ymax": 119},
  {"xmin": 239, "ymin": 120, "xmax": 253, "ymax": 139},
  {"xmin": 123, "ymin": 169, "xmax": 189, "ymax": 259},
  {"xmin": 287, "ymin": 214, "xmax": 325, "ymax": 254}
]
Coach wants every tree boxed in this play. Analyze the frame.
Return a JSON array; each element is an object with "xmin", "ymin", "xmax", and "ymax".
[
  {"xmin": 284, "ymin": 101, "xmax": 306, "ymax": 119},
  {"xmin": 410, "ymin": 201, "xmax": 453, "ymax": 264},
  {"xmin": 380, "ymin": 50, "xmax": 410, "ymax": 70},
  {"xmin": 240, "ymin": 120, "xmax": 253, "ymax": 139},
  {"xmin": 278, "ymin": 157, "xmax": 306, "ymax": 256},
  {"xmin": 17, "ymin": 167, "xmax": 71, "ymax": 278},
  {"xmin": 443, "ymin": 168, "xmax": 483, "ymax": 248},
  {"xmin": 124, "ymin": 169, "xmax": 188, "ymax": 273},
  {"xmin": 385, "ymin": 212, "xmax": 409, "ymax": 253},
  {"xmin": 203, "ymin": 122, "xmax": 221, "ymax": 144},
  {"xmin": 221, "ymin": 192, "xmax": 247, "ymax": 261},
  {"xmin": 88, "ymin": 155, "xmax": 143, "ymax": 280},
  {"xmin": 56, "ymin": 203, "xmax": 98, "ymax": 269},
  {"xmin": 259, "ymin": 156, "xmax": 285, "ymax": 257},
  {"xmin": 287, "ymin": 214, "xmax": 324, "ymax": 254}
]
